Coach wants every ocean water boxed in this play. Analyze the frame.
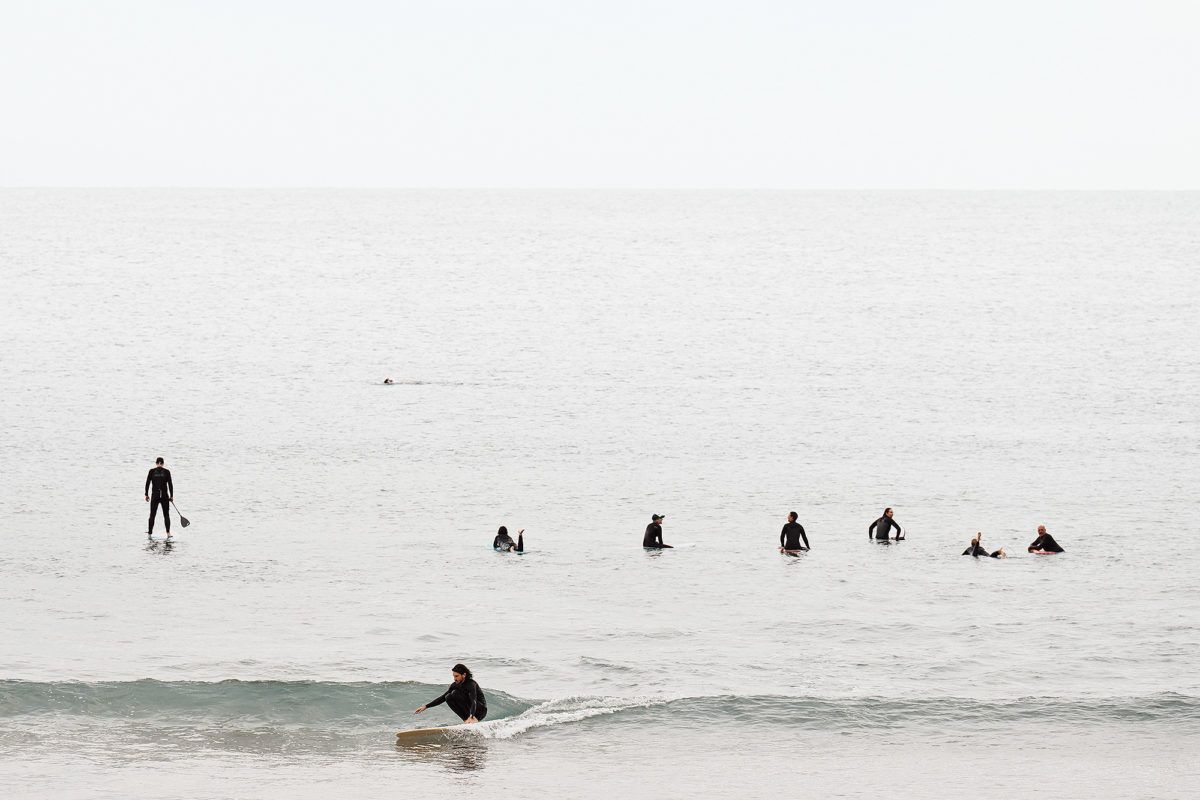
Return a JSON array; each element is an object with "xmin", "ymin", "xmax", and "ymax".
[{"xmin": 1, "ymin": 189, "xmax": 1198, "ymax": 798}]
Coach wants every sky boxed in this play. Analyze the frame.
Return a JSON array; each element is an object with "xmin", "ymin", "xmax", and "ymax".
[{"xmin": 1, "ymin": 0, "xmax": 1197, "ymax": 188}]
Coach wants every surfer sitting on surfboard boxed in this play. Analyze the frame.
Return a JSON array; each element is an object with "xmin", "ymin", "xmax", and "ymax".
[
  {"xmin": 869, "ymin": 507, "xmax": 904, "ymax": 541},
  {"xmin": 414, "ymin": 664, "xmax": 487, "ymax": 723},
  {"xmin": 493, "ymin": 526, "xmax": 524, "ymax": 552},
  {"xmin": 1027, "ymin": 525, "xmax": 1065, "ymax": 553},
  {"xmin": 780, "ymin": 511, "xmax": 810, "ymax": 552},
  {"xmin": 643, "ymin": 514, "xmax": 672, "ymax": 548}
]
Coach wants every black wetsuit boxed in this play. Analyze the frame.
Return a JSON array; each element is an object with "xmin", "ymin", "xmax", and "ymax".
[
  {"xmin": 643, "ymin": 522, "xmax": 671, "ymax": 548},
  {"xmin": 145, "ymin": 467, "xmax": 174, "ymax": 535},
  {"xmin": 963, "ymin": 541, "xmax": 1002, "ymax": 558},
  {"xmin": 1028, "ymin": 533, "xmax": 1064, "ymax": 553},
  {"xmin": 780, "ymin": 521, "xmax": 809, "ymax": 550},
  {"xmin": 869, "ymin": 515, "xmax": 900, "ymax": 540},
  {"xmin": 424, "ymin": 678, "xmax": 487, "ymax": 722},
  {"xmin": 494, "ymin": 532, "xmax": 524, "ymax": 552}
]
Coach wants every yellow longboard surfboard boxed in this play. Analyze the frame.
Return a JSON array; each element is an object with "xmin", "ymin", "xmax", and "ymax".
[{"xmin": 395, "ymin": 724, "xmax": 470, "ymax": 741}]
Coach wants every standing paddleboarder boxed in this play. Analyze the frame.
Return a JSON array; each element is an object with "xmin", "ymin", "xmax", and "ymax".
[{"xmin": 144, "ymin": 457, "xmax": 174, "ymax": 539}]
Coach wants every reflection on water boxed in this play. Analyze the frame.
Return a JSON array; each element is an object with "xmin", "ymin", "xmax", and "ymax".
[
  {"xmin": 143, "ymin": 539, "xmax": 175, "ymax": 555},
  {"xmin": 394, "ymin": 737, "xmax": 489, "ymax": 772}
]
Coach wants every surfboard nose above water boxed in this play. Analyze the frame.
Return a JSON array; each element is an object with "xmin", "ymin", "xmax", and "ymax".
[{"xmin": 396, "ymin": 723, "xmax": 473, "ymax": 741}]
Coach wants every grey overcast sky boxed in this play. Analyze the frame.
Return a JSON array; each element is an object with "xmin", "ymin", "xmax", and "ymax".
[{"xmin": 2, "ymin": 0, "xmax": 1197, "ymax": 188}]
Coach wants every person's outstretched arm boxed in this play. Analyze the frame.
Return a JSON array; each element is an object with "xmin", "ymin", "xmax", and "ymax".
[{"xmin": 415, "ymin": 688, "xmax": 449, "ymax": 714}]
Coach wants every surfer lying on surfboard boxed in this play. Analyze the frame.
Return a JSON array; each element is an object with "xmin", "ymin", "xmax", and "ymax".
[
  {"xmin": 962, "ymin": 531, "xmax": 1006, "ymax": 558},
  {"xmin": 414, "ymin": 664, "xmax": 487, "ymax": 723},
  {"xmin": 494, "ymin": 526, "xmax": 524, "ymax": 552}
]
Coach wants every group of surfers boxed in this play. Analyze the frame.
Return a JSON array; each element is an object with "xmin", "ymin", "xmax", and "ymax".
[
  {"xmin": 962, "ymin": 525, "xmax": 1065, "ymax": 558},
  {"xmin": 144, "ymin": 459, "xmax": 1067, "ymax": 561},
  {"xmin": 495, "ymin": 508, "xmax": 1066, "ymax": 557}
]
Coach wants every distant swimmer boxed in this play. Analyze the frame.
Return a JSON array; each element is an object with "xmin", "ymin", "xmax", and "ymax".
[
  {"xmin": 643, "ymin": 514, "xmax": 672, "ymax": 548},
  {"xmin": 383, "ymin": 378, "xmax": 394, "ymax": 384},
  {"xmin": 868, "ymin": 507, "xmax": 904, "ymax": 541},
  {"xmin": 414, "ymin": 663, "xmax": 487, "ymax": 723},
  {"xmin": 962, "ymin": 532, "xmax": 1006, "ymax": 558},
  {"xmin": 493, "ymin": 526, "xmax": 524, "ymax": 552},
  {"xmin": 780, "ymin": 511, "xmax": 810, "ymax": 552},
  {"xmin": 1027, "ymin": 525, "xmax": 1065, "ymax": 553},
  {"xmin": 144, "ymin": 457, "xmax": 174, "ymax": 539}
]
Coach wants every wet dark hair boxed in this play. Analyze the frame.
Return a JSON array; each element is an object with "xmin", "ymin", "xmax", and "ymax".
[
  {"xmin": 497, "ymin": 526, "xmax": 508, "ymax": 537},
  {"xmin": 156, "ymin": 457, "xmax": 164, "ymax": 465},
  {"xmin": 788, "ymin": 511, "xmax": 797, "ymax": 522},
  {"xmin": 452, "ymin": 663, "xmax": 472, "ymax": 680}
]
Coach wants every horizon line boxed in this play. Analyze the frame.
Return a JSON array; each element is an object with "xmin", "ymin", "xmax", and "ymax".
[{"xmin": 2, "ymin": 185, "xmax": 1198, "ymax": 192}]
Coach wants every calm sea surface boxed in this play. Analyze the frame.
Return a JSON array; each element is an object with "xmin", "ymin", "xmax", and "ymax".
[{"xmin": 1, "ymin": 190, "xmax": 1198, "ymax": 798}]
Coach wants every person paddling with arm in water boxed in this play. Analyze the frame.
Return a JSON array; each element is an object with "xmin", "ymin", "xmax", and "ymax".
[
  {"xmin": 493, "ymin": 526, "xmax": 524, "ymax": 552},
  {"xmin": 643, "ymin": 514, "xmax": 672, "ymax": 548},
  {"xmin": 780, "ymin": 511, "xmax": 810, "ymax": 552},
  {"xmin": 144, "ymin": 457, "xmax": 174, "ymax": 540},
  {"xmin": 414, "ymin": 664, "xmax": 487, "ymax": 724},
  {"xmin": 868, "ymin": 507, "xmax": 903, "ymax": 541}
]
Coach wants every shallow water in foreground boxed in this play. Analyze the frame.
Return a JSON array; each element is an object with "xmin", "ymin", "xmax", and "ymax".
[{"xmin": 1, "ymin": 190, "xmax": 1198, "ymax": 797}]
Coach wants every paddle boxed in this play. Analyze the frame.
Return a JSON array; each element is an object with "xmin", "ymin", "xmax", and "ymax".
[{"xmin": 171, "ymin": 500, "xmax": 191, "ymax": 528}]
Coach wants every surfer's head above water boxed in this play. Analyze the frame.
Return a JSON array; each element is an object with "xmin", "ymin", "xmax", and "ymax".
[
  {"xmin": 155, "ymin": 457, "xmax": 164, "ymax": 465},
  {"xmin": 652, "ymin": 514, "xmax": 664, "ymax": 521},
  {"xmin": 788, "ymin": 511, "xmax": 798, "ymax": 522},
  {"xmin": 452, "ymin": 663, "xmax": 472, "ymax": 682},
  {"xmin": 497, "ymin": 526, "xmax": 508, "ymax": 537},
  {"xmin": 884, "ymin": 508, "xmax": 893, "ymax": 517}
]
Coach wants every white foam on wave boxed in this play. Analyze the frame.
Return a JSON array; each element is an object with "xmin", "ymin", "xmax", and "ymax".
[{"xmin": 462, "ymin": 695, "xmax": 661, "ymax": 740}]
